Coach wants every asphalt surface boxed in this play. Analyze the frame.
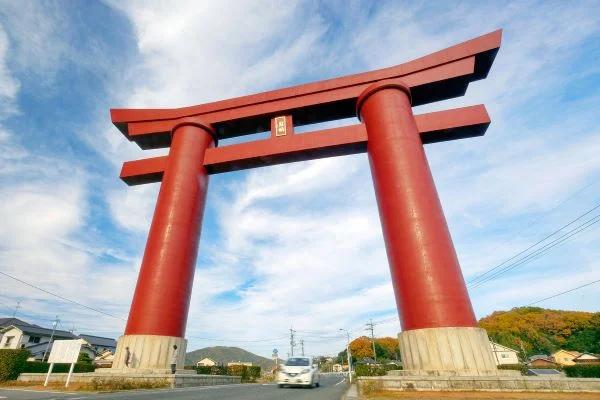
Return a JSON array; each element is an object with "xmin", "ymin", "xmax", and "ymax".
[{"xmin": 0, "ymin": 374, "xmax": 349, "ymax": 400}]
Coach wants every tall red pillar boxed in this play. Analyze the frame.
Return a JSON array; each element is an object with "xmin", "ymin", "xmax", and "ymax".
[
  {"xmin": 113, "ymin": 119, "xmax": 215, "ymax": 371},
  {"xmin": 357, "ymin": 81, "xmax": 497, "ymax": 373}
]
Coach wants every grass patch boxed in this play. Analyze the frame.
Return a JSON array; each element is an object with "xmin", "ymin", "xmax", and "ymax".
[{"xmin": 0, "ymin": 377, "xmax": 170, "ymax": 392}]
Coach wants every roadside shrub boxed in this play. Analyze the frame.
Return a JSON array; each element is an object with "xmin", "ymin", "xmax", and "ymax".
[
  {"xmin": 244, "ymin": 366, "xmax": 261, "ymax": 382},
  {"xmin": 227, "ymin": 364, "xmax": 245, "ymax": 377},
  {"xmin": 383, "ymin": 364, "xmax": 403, "ymax": 372},
  {"xmin": 196, "ymin": 365, "xmax": 227, "ymax": 375},
  {"xmin": 226, "ymin": 365, "xmax": 261, "ymax": 382},
  {"xmin": 564, "ymin": 364, "xmax": 600, "ymax": 378},
  {"xmin": 21, "ymin": 361, "xmax": 95, "ymax": 373},
  {"xmin": 355, "ymin": 364, "xmax": 386, "ymax": 376},
  {"xmin": 89, "ymin": 377, "xmax": 169, "ymax": 390},
  {"xmin": 0, "ymin": 349, "xmax": 30, "ymax": 382},
  {"xmin": 195, "ymin": 364, "xmax": 260, "ymax": 381}
]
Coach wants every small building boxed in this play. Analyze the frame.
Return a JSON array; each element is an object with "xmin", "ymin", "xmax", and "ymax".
[
  {"xmin": 573, "ymin": 353, "xmax": 600, "ymax": 364},
  {"xmin": 197, "ymin": 357, "xmax": 217, "ymax": 367},
  {"xmin": 0, "ymin": 324, "xmax": 75, "ymax": 350},
  {"xmin": 77, "ymin": 334, "xmax": 117, "ymax": 354},
  {"xmin": 489, "ymin": 342, "xmax": 520, "ymax": 365},
  {"xmin": 0, "ymin": 318, "xmax": 36, "ymax": 344},
  {"xmin": 332, "ymin": 363, "xmax": 342, "ymax": 372},
  {"xmin": 528, "ymin": 355, "xmax": 559, "ymax": 368},
  {"xmin": 227, "ymin": 361, "xmax": 252, "ymax": 367},
  {"xmin": 552, "ymin": 350, "xmax": 581, "ymax": 366},
  {"xmin": 356, "ymin": 357, "xmax": 377, "ymax": 365},
  {"xmin": 94, "ymin": 349, "xmax": 115, "ymax": 367}
]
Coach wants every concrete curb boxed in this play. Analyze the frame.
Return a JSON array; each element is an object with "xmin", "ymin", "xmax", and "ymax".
[{"xmin": 342, "ymin": 383, "xmax": 359, "ymax": 400}]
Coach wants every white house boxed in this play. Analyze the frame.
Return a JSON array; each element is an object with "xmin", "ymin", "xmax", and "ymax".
[
  {"xmin": 573, "ymin": 353, "xmax": 600, "ymax": 364},
  {"xmin": 0, "ymin": 318, "xmax": 34, "ymax": 344},
  {"xmin": 197, "ymin": 357, "xmax": 217, "ymax": 367},
  {"xmin": 0, "ymin": 323, "xmax": 76, "ymax": 350},
  {"xmin": 489, "ymin": 341, "xmax": 520, "ymax": 365}
]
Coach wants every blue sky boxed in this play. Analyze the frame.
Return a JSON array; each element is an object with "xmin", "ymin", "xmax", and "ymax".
[{"xmin": 0, "ymin": 0, "xmax": 598, "ymax": 359}]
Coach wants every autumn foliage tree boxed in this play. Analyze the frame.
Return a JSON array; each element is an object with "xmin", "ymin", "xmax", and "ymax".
[
  {"xmin": 479, "ymin": 307, "xmax": 600, "ymax": 356},
  {"xmin": 343, "ymin": 336, "xmax": 400, "ymax": 363}
]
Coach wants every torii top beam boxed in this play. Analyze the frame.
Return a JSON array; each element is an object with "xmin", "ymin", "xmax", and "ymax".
[{"xmin": 114, "ymin": 30, "xmax": 501, "ymax": 184}]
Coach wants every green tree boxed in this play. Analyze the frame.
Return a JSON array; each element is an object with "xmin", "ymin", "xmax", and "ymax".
[{"xmin": 77, "ymin": 352, "xmax": 93, "ymax": 364}]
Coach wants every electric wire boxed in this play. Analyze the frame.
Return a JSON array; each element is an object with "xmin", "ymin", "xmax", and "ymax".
[
  {"xmin": 526, "ymin": 279, "xmax": 600, "ymax": 306},
  {"xmin": 185, "ymin": 334, "xmax": 289, "ymax": 343},
  {"xmin": 0, "ymin": 270, "xmax": 127, "ymax": 321},
  {"xmin": 469, "ymin": 215, "xmax": 600, "ymax": 289},
  {"xmin": 464, "ymin": 177, "xmax": 600, "ymax": 264},
  {"xmin": 467, "ymin": 203, "xmax": 600, "ymax": 286}
]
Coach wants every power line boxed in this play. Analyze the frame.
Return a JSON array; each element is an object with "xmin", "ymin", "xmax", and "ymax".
[
  {"xmin": 468, "ymin": 202, "xmax": 600, "ymax": 285},
  {"xmin": 186, "ymin": 334, "xmax": 288, "ymax": 343},
  {"xmin": 464, "ymin": 177, "xmax": 600, "ymax": 264},
  {"xmin": 526, "ymin": 279, "xmax": 600, "ymax": 306},
  {"xmin": 469, "ymin": 215, "xmax": 599, "ymax": 289},
  {"xmin": 0, "ymin": 270, "xmax": 127, "ymax": 321}
]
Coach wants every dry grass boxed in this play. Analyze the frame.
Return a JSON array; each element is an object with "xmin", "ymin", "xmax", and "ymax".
[
  {"xmin": 0, "ymin": 377, "xmax": 170, "ymax": 392},
  {"xmin": 367, "ymin": 390, "xmax": 600, "ymax": 399},
  {"xmin": 0, "ymin": 381, "xmax": 90, "ymax": 391}
]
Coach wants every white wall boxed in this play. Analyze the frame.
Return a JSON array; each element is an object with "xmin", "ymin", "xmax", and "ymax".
[{"xmin": 1, "ymin": 327, "xmax": 23, "ymax": 349}]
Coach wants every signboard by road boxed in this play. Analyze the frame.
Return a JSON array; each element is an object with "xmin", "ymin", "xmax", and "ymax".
[{"xmin": 48, "ymin": 340, "xmax": 82, "ymax": 363}]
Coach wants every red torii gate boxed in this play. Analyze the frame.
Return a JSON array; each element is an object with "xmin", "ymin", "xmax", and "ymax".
[{"xmin": 111, "ymin": 30, "xmax": 502, "ymax": 374}]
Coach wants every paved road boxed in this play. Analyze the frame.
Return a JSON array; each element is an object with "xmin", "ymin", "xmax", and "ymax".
[{"xmin": 0, "ymin": 375, "xmax": 349, "ymax": 400}]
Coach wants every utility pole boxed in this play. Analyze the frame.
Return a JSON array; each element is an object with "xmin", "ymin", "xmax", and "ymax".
[
  {"xmin": 289, "ymin": 327, "xmax": 296, "ymax": 357},
  {"xmin": 518, "ymin": 339, "xmax": 528, "ymax": 363},
  {"xmin": 366, "ymin": 319, "xmax": 377, "ymax": 363},
  {"xmin": 340, "ymin": 328, "xmax": 353, "ymax": 383},
  {"xmin": 42, "ymin": 316, "xmax": 59, "ymax": 362},
  {"xmin": 300, "ymin": 339, "xmax": 304, "ymax": 356},
  {"xmin": 12, "ymin": 301, "xmax": 20, "ymax": 318}
]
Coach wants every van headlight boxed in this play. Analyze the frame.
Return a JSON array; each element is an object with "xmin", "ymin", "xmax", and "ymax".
[{"xmin": 301, "ymin": 369, "xmax": 310, "ymax": 374}]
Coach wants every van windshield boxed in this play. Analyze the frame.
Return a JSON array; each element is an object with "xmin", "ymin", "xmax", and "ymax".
[{"xmin": 285, "ymin": 358, "xmax": 310, "ymax": 366}]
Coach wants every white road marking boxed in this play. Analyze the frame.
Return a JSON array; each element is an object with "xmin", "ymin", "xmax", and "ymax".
[
  {"xmin": 68, "ymin": 397, "xmax": 88, "ymax": 399},
  {"xmin": 0, "ymin": 396, "xmax": 7, "ymax": 398},
  {"xmin": 335, "ymin": 378, "xmax": 346, "ymax": 386}
]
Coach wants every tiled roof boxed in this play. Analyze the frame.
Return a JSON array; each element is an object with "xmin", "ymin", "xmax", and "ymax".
[
  {"xmin": 0, "ymin": 318, "xmax": 36, "ymax": 329},
  {"xmin": 78, "ymin": 334, "xmax": 117, "ymax": 348},
  {"xmin": 1, "ymin": 323, "xmax": 75, "ymax": 339}
]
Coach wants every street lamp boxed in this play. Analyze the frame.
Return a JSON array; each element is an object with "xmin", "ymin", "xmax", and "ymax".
[{"xmin": 339, "ymin": 328, "xmax": 352, "ymax": 383}]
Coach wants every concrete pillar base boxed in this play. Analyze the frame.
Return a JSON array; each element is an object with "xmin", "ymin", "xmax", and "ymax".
[
  {"xmin": 112, "ymin": 335, "xmax": 187, "ymax": 370},
  {"xmin": 399, "ymin": 327, "xmax": 498, "ymax": 376}
]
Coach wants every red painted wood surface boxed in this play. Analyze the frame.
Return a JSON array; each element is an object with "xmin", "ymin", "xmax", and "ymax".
[
  {"xmin": 120, "ymin": 105, "xmax": 490, "ymax": 185},
  {"xmin": 359, "ymin": 81, "xmax": 477, "ymax": 330},
  {"xmin": 112, "ymin": 30, "xmax": 501, "ymax": 149},
  {"xmin": 124, "ymin": 123, "xmax": 214, "ymax": 337}
]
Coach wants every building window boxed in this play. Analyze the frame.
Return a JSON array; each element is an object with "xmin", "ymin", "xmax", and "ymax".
[
  {"xmin": 4, "ymin": 336, "xmax": 14, "ymax": 347},
  {"xmin": 501, "ymin": 354, "xmax": 508, "ymax": 358},
  {"xmin": 28, "ymin": 336, "xmax": 41, "ymax": 344}
]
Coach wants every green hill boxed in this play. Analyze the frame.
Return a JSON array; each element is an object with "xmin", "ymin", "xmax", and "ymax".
[
  {"xmin": 185, "ymin": 346, "xmax": 278, "ymax": 371},
  {"xmin": 479, "ymin": 307, "xmax": 600, "ymax": 357}
]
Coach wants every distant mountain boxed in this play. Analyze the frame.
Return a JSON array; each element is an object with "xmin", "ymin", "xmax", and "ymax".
[
  {"xmin": 185, "ymin": 346, "xmax": 278, "ymax": 371},
  {"xmin": 479, "ymin": 307, "xmax": 600, "ymax": 356}
]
